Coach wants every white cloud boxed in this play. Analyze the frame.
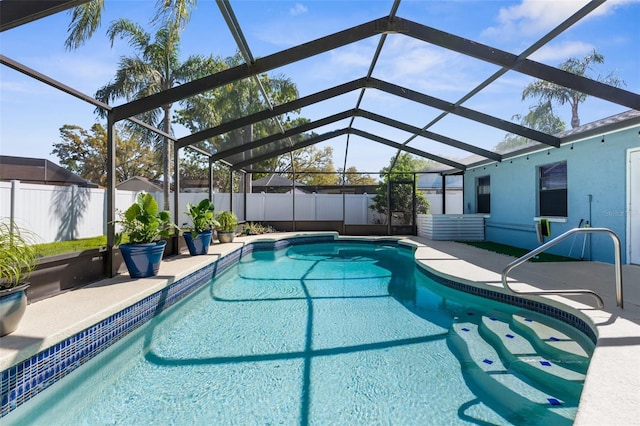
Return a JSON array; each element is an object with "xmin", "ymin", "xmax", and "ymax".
[
  {"xmin": 482, "ymin": 0, "xmax": 640, "ymax": 39},
  {"xmin": 588, "ymin": 0, "xmax": 640, "ymax": 17},
  {"xmin": 290, "ymin": 3, "xmax": 308, "ymax": 16},
  {"xmin": 372, "ymin": 37, "xmax": 483, "ymax": 95},
  {"xmin": 483, "ymin": 0, "xmax": 588, "ymax": 38},
  {"xmin": 528, "ymin": 40, "xmax": 596, "ymax": 62},
  {"xmin": 484, "ymin": 0, "xmax": 577, "ymax": 39}
]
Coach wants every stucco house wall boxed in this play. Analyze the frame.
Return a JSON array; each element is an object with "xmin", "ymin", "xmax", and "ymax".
[{"xmin": 463, "ymin": 115, "xmax": 639, "ymax": 264}]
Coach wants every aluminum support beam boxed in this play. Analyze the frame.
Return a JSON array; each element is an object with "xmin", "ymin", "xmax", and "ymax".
[
  {"xmin": 211, "ymin": 110, "xmax": 356, "ymax": 161},
  {"xmin": 355, "ymin": 110, "xmax": 502, "ymax": 161},
  {"xmin": 1, "ymin": 0, "xmax": 91, "ymax": 31},
  {"xmin": 111, "ymin": 18, "xmax": 389, "ymax": 121},
  {"xmin": 232, "ymin": 130, "xmax": 349, "ymax": 169},
  {"xmin": 349, "ymin": 129, "xmax": 466, "ymax": 170},
  {"xmin": 402, "ymin": 18, "xmax": 640, "ymax": 111},
  {"xmin": 0, "ymin": 54, "xmax": 175, "ymax": 141},
  {"xmin": 369, "ymin": 78, "xmax": 561, "ymax": 146},
  {"xmin": 177, "ymin": 78, "xmax": 366, "ymax": 149}
]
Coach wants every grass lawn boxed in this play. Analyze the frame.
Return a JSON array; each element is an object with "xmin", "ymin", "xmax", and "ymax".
[
  {"xmin": 34, "ymin": 236, "xmax": 107, "ymax": 258},
  {"xmin": 460, "ymin": 241, "xmax": 580, "ymax": 262}
]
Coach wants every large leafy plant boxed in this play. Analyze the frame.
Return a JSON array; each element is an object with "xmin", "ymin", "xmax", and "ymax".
[
  {"xmin": 0, "ymin": 219, "xmax": 38, "ymax": 289},
  {"xmin": 115, "ymin": 193, "xmax": 178, "ymax": 245},
  {"xmin": 184, "ymin": 199, "xmax": 219, "ymax": 234}
]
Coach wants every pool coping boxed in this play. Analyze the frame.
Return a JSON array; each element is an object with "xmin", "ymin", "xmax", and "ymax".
[{"xmin": 1, "ymin": 232, "xmax": 639, "ymax": 424}]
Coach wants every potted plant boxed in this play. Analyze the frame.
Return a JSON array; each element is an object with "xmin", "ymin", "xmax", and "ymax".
[
  {"xmin": 0, "ymin": 219, "xmax": 38, "ymax": 336},
  {"xmin": 183, "ymin": 198, "xmax": 219, "ymax": 256},
  {"xmin": 215, "ymin": 211, "xmax": 238, "ymax": 243},
  {"xmin": 114, "ymin": 192, "xmax": 179, "ymax": 278}
]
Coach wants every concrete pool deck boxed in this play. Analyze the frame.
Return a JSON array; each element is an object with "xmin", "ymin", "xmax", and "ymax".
[{"xmin": 1, "ymin": 233, "xmax": 638, "ymax": 424}]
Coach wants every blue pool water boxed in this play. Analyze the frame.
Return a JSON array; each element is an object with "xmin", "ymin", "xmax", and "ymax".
[{"xmin": 5, "ymin": 241, "xmax": 593, "ymax": 425}]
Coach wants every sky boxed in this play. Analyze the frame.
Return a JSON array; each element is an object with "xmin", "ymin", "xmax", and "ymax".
[{"xmin": 1, "ymin": 0, "xmax": 639, "ymax": 176}]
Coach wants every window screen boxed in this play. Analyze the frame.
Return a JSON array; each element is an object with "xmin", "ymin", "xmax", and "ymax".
[
  {"xmin": 477, "ymin": 175, "xmax": 490, "ymax": 214},
  {"xmin": 539, "ymin": 161, "xmax": 567, "ymax": 217}
]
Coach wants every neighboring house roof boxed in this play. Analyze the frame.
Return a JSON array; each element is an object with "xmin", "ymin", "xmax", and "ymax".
[
  {"xmin": 116, "ymin": 176, "xmax": 163, "ymax": 193},
  {"xmin": 252, "ymin": 174, "xmax": 305, "ymax": 187},
  {"xmin": 0, "ymin": 155, "xmax": 98, "ymax": 188}
]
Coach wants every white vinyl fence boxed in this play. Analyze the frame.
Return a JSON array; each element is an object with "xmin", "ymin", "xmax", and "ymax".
[{"xmin": 1, "ymin": 181, "xmax": 461, "ymax": 243}]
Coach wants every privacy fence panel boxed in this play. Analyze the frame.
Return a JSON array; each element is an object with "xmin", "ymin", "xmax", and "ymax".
[{"xmin": 3, "ymin": 182, "xmax": 464, "ymax": 243}]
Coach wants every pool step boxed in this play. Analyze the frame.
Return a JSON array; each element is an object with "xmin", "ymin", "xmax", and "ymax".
[
  {"xmin": 511, "ymin": 311, "xmax": 592, "ymax": 370},
  {"xmin": 448, "ymin": 322, "xmax": 577, "ymax": 425},
  {"xmin": 478, "ymin": 313, "xmax": 586, "ymax": 397}
]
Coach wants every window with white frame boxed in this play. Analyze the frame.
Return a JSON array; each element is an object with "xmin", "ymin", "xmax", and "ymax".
[{"xmin": 539, "ymin": 161, "xmax": 567, "ymax": 217}]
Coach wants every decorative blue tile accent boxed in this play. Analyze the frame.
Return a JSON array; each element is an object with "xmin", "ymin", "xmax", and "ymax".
[
  {"xmin": 548, "ymin": 398, "xmax": 562, "ymax": 406},
  {"xmin": 483, "ymin": 359, "xmax": 494, "ymax": 365},
  {"xmin": 540, "ymin": 361, "xmax": 552, "ymax": 367},
  {"xmin": 416, "ymin": 266, "xmax": 597, "ymax": 344}
]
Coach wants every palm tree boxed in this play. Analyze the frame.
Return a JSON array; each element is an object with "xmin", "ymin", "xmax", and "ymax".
[
  {"xmin": 494, "ymin": 101, "xmax": 566, "ymax": 153},
  {"xmin": 522, "ymin": 49, "xmax": 625, "ymax": 128},
  {"xmin": 65, "ymin": 0, "xmax": 195, "ymax": 50},
  {"xmin": 95, "ymin": 18, "xmax": 211, "ymax": 209}
]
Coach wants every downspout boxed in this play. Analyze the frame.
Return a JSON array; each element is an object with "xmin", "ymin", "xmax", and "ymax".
[{"xmin": 441, "ymin": 173, "xmax": 446, "ymax": 214}]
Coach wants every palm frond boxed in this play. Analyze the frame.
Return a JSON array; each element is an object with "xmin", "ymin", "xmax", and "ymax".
[{"xmin": 65, "ymin": 0, "xmax": 105, "ymax": 50}]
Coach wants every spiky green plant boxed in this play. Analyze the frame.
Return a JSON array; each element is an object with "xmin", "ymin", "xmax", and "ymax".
[
  {"xmin": 0, "ymin": 219, "xmax": 39, "ymax": 289},
  {"xmin": 215, "ymin": 211, "xmax": 238, "ymax": 233}
]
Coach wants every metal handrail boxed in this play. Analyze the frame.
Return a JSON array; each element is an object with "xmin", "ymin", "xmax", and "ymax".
[{"xmin": 501, "ymin": 227, "xmax": 623, "ymax": 309}]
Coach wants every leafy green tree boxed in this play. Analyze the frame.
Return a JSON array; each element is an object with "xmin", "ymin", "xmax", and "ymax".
[
  {"xmin": 275, "ymin": 145, "xmax": 339, "ymax": 185},
  {"xmin": 175, "ymin": 53, "xmax": 300, "ymax": 169},
  {"xmin": 52, "ymin": 123, "xmax": 160, "ymax": 186},
  {"xmin": 522, "ymin": 49, "xmax": 625, "ymax": 129},
  {"xmin": 174, "ymin": 53, "xmax": 321, "ymax": 185},
  {"xmin": 96, "ymin": 19, "xmax": 213, "ymax": 209},
  {"xmin": 338, "ymin": 167, "xmax": 377, "ymax": 185},
  {"xmin": 370, "ymin": 153, "xmax": 430, "ymax": 224}
]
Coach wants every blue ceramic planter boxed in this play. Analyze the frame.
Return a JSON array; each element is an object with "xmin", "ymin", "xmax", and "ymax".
[
  {"xmin": 183, "ymin": 231, "xmax": 212, "ymax": 256},
  {"xmin": 119, "ymin": 241, "xmax": 166, "ymax": 278},
  {"xmin": 0, "ymin": 283, "xmax": 29, "ymax": 336}
]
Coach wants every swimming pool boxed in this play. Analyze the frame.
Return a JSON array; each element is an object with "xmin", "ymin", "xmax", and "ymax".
[{"xmin": 2, "ymin": 237, "xmax": 594, "ymax": 424}]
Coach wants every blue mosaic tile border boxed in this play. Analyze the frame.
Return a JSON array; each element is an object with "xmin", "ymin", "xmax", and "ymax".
[
  {"xmin": 1, "ymin": 236, "xmax": 594, "ymax": 417},
  {"xmin": 416, "ymin": 265, "xmax": 597, "ymax": 344},
  {"xmin": 1, "ymin": 256, "xmax": 229, "ymax": 418},
  {"xmin": 1, "ymin": 237, "xmax": 334, "ymax": 417}
]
